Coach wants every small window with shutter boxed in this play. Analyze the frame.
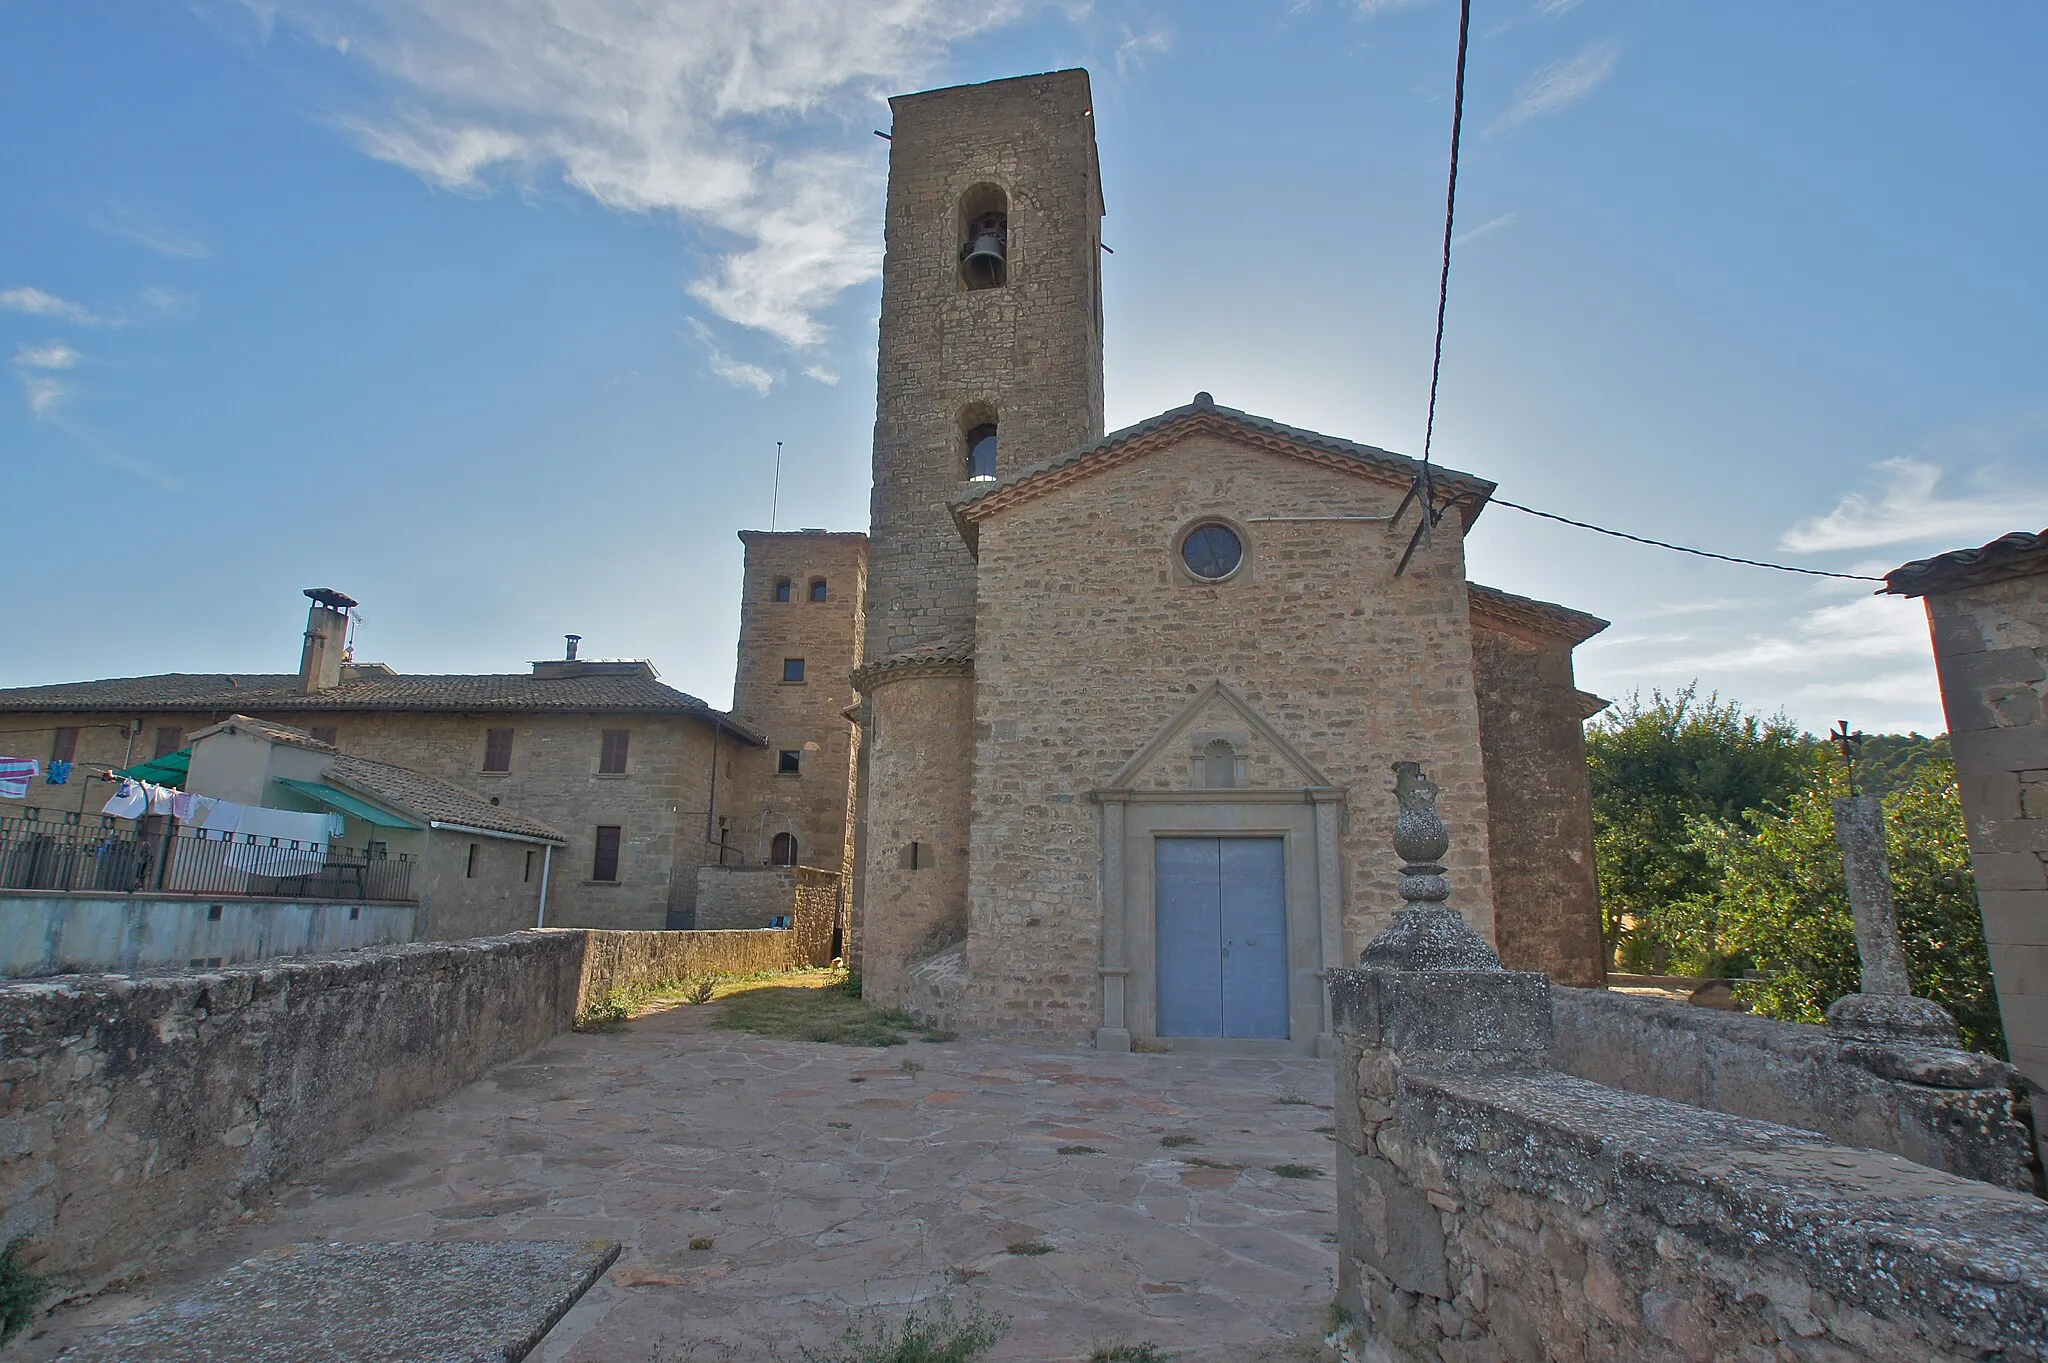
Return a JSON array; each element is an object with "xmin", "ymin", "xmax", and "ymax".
[
  {"xmin": 599, "ymin": 728, "xmax": 630, "ymax": 775},
  {"xmin": 592, "ymin": 825, "xmax": 623, "ymax": 882},
  {"xmin": 309, "ymin": 726, "xmax": 338, "ymax": 748},
  {"xmin": 483, "ymin": 728, "xmax": 514, "ymax": 773},
  {"xmin": 809, "ymin": 578, "xmax": 828, "ymax": 602},
  {"xmin": 51, "ymin": 727, "xmax": 80, "ymax": 764},
  {"xmin": 153, "ymin": 726, "xmax": 183, "ymax": 759}
]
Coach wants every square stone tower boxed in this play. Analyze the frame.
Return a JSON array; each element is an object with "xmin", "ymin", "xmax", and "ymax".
[
  {"xmin": 864, "ymin": 68, "xmax": 1107, "ymax": 658},
  {"xmin": 853, "ymin": 70, "xmax": 1107, "ymax": 1004}
]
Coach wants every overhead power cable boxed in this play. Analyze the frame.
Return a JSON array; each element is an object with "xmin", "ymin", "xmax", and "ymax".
[{"xmin": 1484, "ymin": 496, "xmax": 1885, "ymax": 582}]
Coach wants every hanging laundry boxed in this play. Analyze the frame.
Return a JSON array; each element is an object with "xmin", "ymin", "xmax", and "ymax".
[
  {"xmin": 0, "ymin": 757, "xmax": 37, "ymax": 799},
  {"xmin": 196, "ymin": 799, "xmax": 245, "ymax": 834},
  {"xmin": 102, "ymin": 779, "xmax": 147, "ymax": 819},
  {"xmin": 46, "ymin": 760, "xmax": 72, "ymax": 786},
  {"xmin": 170, "ymin": 791, "xmax": 217, "ymax": 823},
  {"xmin": 223, "ymin": 805, "xmax": 331, "ymax": 876},
  {"xmin": 146, "ymin": 783, "xmax": 175, "ymax": 816},
  {"xmin": 327, "ymin": 812, "xmax": 348, "ymax": 839}
]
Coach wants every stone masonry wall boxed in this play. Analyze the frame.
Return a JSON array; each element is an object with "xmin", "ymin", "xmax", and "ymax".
[
  {"xmin": 1922, "ymin": 572, "xmax": 2048, "ymax": 1090},
  {"xmin": 0, "ymin": 708, "xmax": 737, "ymax": 932},
  {"xmin": 0, "ymin": 932, "xmax": 585, "ymax": 1289},
  {"xmin": 413, "ymin": 827, "xmax": 545, "ymax": 941},
  {"xmin": 865, "ymin": 69, "xmax": 1105, "ymax": 661},
  {"xmin": 573, "ymin": 927, "xmax": 811, "ymax": 1001},
  {"xmin": 729, "ymin": 532, "xmax": 866, "ymax": 889},
  {"xmin": 694, "ymin": 865, "xmax": 800, "ymax": 931},
  {"xmin": 1552, "ymin": 985, "xmax": 2032, "ymax": 1189},
  {"xmin": 859, "ymin": 671, "xmax": 976, "ymax": 1006},
  {"xmin": 967, "ymin": 433, "xmax": 1492, "ymax": 1040},
  {"xmin": 1330, "ymin": 967, "xmax": 2048, "ymax": 1362},
  {"xmin": 1470, "ymin": 624, "xmax": 1606, "ymax": 986}
]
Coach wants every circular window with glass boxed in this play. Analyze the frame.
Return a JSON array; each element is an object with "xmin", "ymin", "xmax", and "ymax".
[{"xmin": 1179, "ymin": 522, "xmax": 1244, "ymax": 581}]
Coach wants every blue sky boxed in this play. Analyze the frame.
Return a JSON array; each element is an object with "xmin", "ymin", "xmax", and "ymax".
[{"xmin": 4, "ymin": 1, "xmax": 2044, "ymax": 734}]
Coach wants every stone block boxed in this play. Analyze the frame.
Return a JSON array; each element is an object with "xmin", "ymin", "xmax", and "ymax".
[
  {"xmin": 1329, "ymin": 965, "xmax": 1552, "ymax": 1061},
  {"xmin": 1979, "ymin": 889, "xmax": 2048, "ymax": 947},
  {"xmin": 1974, "ymin": 851, "xmax": 2048, "ymax": 893},
  {"xmin": 1342, "ymin": 1145, "xmax": 1451, "ymax": 1298}
]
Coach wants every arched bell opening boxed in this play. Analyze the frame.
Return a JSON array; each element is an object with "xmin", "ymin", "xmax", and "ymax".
[
  {"xmin": 958, "ymin": 183, "xmax": 1009, "ymax": 291},
  {"xmin": 960, "ymin": 403, "xmax": 999, "ymax": 482}
]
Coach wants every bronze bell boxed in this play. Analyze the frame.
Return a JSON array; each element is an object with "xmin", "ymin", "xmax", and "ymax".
[{"xmin": 962, "ymin": 212, "xmax": 1007, "ymax": 288}]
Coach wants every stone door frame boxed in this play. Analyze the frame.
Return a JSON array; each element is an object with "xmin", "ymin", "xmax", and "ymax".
[{"xmin": 1092, "ymin": 787, "xmax": 1346, "ymax": 1056}]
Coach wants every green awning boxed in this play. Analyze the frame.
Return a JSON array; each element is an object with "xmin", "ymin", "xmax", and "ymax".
[
  {"xmin": 118, "ymin": 748, "xmax": 190, "ymax": 787},
  {"xmin": 275, "ymin": 778, "xmax": 423, "ymax": 830}
]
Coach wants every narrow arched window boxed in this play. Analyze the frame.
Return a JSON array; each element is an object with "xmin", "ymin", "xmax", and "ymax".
[
  {"xmin": 1203, "ymin": 739, "xmax": 1237, "ymax": 789},
  {"xmin": 809, "ymin": 578, "xmax": 828, "ymax": 602},
  {"xmin": 771, "ymin": 832, "xmax": 798, "ymax": 867},
  {"xmin": 959, "ymin": 184, "xmax": 1009, "ymax": 290},
  {"xmin": 773, "ymin": 578, "xmax": 792, "ymax": 602},
  {"xmin": 966, "ymin": 423, "xmax": 998, "ymax": 481}
]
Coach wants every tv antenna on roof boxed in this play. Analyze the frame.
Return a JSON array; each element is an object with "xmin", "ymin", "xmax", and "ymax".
[{"xmin": 770, "ymin": 440, "xmax": 783, "ymax": 532}]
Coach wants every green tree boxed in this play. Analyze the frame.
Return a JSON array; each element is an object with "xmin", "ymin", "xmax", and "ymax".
[
  {"xmin": 1585, "ymin": 685, "xmax": 1810, "ymax": 971},
  {"xmin": 1671, "ymin": 756, "xmax": 2004, "ymax": 1058}
]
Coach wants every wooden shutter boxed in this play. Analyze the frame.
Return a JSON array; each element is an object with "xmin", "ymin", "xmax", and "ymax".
[
  {"xmin": 599, "ymin": 729, "xmax": 630, "ymax": 774},
  {"xmin": 592, "ymin": 825, "xmax": 622, "ymax": 882},
  {"xmin": 483, "ymin": 728, "xmax": 514, "ymax": 772},
  {"xmin": 51, "ymin": 727, "xmax": 80, "ymax": 764}
]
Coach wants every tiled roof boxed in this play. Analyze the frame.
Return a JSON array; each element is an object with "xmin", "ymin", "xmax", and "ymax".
[
  {"xmin": 949, "ymin": 394, "xmax": 1497, "ymax": 549},
  {"xmin": 850, "ymin": 636, "xmax": 975, "ymax": 693},
  {"xmin": 0, "ymin": 671, "xmax": 765, "ymax": 742},
  {"xmin": 1467, "ymin": 583, "xmax": 1610, "ymax": 645},
  {"xmin": 188, "ymin": 714, "xmax": 338, "ymax": 753},
  {"xmin": 1884, "ymin": 530, "xmax": 2048, "ymax": 598},
  {"xmin": 325, "ymin": 755, "xmax": 567, "ymax": 843}
]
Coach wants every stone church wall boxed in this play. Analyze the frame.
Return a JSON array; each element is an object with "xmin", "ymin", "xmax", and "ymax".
[
  {"xmin": 1470, "ymin": 624, "xmax": 1606, "ymax": 985},
  {"xmin": 966, "ymin": 433, "xmax": 1494, "ymax": 1041}
]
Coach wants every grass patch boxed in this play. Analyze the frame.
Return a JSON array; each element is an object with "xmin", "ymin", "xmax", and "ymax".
[
  {"xmin": 1269, "ymin": 1163, "xmax": 1324, "ymax": 1180},
  {"xmin": 1180, "ymin": 1157, "xmax": 1242, "ymax": 1171},
  {"xmin": 713, "ymin": 972, "xmax": 952, "ymax": 1048},
  {"xmin": 1273, "ymin": 1094, "xmax": 1312, "ymax": 1107},
  {"xmin": 1090, "ymin": 1347, "xmax": 1174, "ymax": 1362},
  {"xmin": 1, "ymin": 1238, "xmax": 47, "ymax": 1346},
  {"xmin": 805, "ymin": 1298, "xmax": 1007, "ymax": 1363},
  {"xmin": 1056, "ymin": 1145, "xmax": 1101, "ymax": 1156},
  {"xmin": 1158, "ymin": 1134, "xmax": 1199, "ymax": 1149},
  {"xmin": 1004, "ymin": 1240, "xmax": 1055, "ymax": 1257},
  {"xmin": 689, "ymin": 1235, "xmax": 715, "ymax": 1251}
]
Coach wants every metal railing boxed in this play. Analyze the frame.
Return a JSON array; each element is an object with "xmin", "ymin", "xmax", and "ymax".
[{"xmin": 0, "ymin": 817, "xmax": 416, "ymax": 902}]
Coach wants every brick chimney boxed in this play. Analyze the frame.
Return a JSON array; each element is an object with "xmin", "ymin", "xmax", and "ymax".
[{"xmin": 298, "ymin": 588, "xmax": 358, "ymax": 695}]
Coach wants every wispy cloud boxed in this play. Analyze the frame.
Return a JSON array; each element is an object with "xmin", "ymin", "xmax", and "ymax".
[
  {"xmin": 1452, "ymin": 212, "xmax": 1517, "ymax": 246},
  {"xmin": 14, "ymin": 342, "xmax": 83, "ymax": 370},
  {"xmin": 0, "ymin": 287, "xmax": 102, "ymax": 325},
  {"xmin": 1115, "ymin": 23, "xmax": 1172, "ymax": 76},
  {"xmin": 1535, "ymin": 0, "xmax": 1585, "ymax": 15},
  {"xmin": 93, "ymin": 207, "xmax": 212, "ymax": 259},
  {"xmin": 801, "ymin": 364, "xmax": 840, "ymax": 386},
  {"xmin": 245, "ymin": 0, "xmax": 1043, "ymax": 349},
  {"xmin": 21, "ymin": 376, "xmax": 68, "ymax": 417},
  {"xmin": 1352, "ymin": 0, "xmax": 1434, "ymax": 15},
  {"xmin": 1661, "ymin": 593, "xmax": 1928, "ymax": 675},
  {"xmin": 1783, "ymin": 456, "xmax": 2048, "ymax": 553},
  {"xmin": 688, "ymin": 319, "xmax": 777, "ymax": 395},
  {"xmin": 1496, "ymin": 38, "xmax": 1620, "ymax": 129}
]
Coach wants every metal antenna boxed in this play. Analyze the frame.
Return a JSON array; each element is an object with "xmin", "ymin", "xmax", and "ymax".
[{"xmin": 770, "ymin": 440, "xmax": 784, "ymax": 532}]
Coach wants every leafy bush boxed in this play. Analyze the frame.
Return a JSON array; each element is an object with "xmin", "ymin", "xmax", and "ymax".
[
  {"xmin": 573, "ymin": 992, "xmax": 634, "ymax": 1032},
  {"xmin": 805, "ymin": 1298, "xmax": 1008, "ymax": 1363},
  {"xmin": 1, "ymin": 1238, "xmax": 46, "ymax": 1345}
]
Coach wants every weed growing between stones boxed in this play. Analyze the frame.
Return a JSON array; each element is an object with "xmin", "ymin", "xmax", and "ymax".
[
  {"xmin": 0, "ymin": 1238, "xmax": 46, "ymax": 1346},
  {"xmin": 574, "ymin": 992, "xmax": 634, "ymax": 1032},
  {"xmin": 1004, "ymin": 1240, "xmax": 1055, "ymax": 1256},
  {"xmin": 1181, "ymin": 1157, "xmax": 1243, "ymax": 1171},
  {"xmin": 1159, "ymin": 1134, "xmax": 1199, "ymax": 1148},
  {"xmin": 802, "ymin": 1298, "xmax": 1007, "ymax": 1363},
  {"xmin": 689, "ymin": 1236, "xmax": 716, "ymax": 1251},
  {"xmin": 1274, "ymin": 1093, "xmax": 1312, "ymax": 1106},
  {"xmin": 1056, "ymin": 1145, "xmax": 1101, "ymax": 1155},
  {"xmin": 1090, "ymin": 1346, "xmax": 1174, "ymax": 1362},
  {"xmin": 1269, "ymin": 1164, "xmax": 1324, "ymax": 1180}
]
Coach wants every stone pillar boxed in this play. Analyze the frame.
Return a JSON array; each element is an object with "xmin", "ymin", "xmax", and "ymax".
[
  {"xmin": 1329, "ymin": 762, "xmax": 1552, "ymax": 1338},
  {"xmin": 1825, "ymin": 794, "xmax": 1961, "ymax": 1045},
  {"xmin": 1884, "ymin": 533, "xmax": 2048, "ymax": 1093}
]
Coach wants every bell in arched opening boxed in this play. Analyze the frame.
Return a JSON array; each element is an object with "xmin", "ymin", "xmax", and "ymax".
[
  {"xmin": 965, "ymin": 422, "xmax": 998, "ymax": 481},
  {"xmin": 961, "ymin": 211, "xmax": 1008, "ymax": 290}
]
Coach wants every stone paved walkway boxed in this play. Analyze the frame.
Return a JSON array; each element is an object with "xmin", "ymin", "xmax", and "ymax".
[{"xmin": 26, "ymin": 1002, "xmax": 1342, "ymax": 1362}]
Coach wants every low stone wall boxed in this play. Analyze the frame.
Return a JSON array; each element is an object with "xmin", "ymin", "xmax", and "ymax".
[
  {"xmin": 0, "ymin": 932, "xmax": 584, "ymax": 1289},
  {"xmin": 1553, "ymin": 985, "xmax": 2032, "ymax": 1189},
  {"xmin": 1332, "ymin": 966, "xmax": 2048, "ymax": 1361},
  {"xmin": 573, "ymin": 927, "xmax": 810, "ymax": 1003},
  {"xmin": 0, "ymin": 891, "xmax": 419, "ymax": 979},
  {"xmin": 693, "ymin": 865, "xmax": 798, "ymax": 930}
]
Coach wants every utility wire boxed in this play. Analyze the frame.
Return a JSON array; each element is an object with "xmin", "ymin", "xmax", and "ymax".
[
  {"xmin": 1485, "ymin": 495, "xmax": 1885, "ymax": 581},
  {"xmin": 1421, "ymin": 0, "xmax": 1473, "ymax": 476}
]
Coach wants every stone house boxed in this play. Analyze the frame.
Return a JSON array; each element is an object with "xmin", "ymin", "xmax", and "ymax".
[
  {"xmin": 0, "ymin": 569, "xmax": 866, "ymax": 933},
  {"xmin": 847, "ymin": 69, "xmax": 1610, "ymax": 1050}
]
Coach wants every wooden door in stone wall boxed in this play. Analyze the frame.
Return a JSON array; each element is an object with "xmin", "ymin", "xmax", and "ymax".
[{"xmin": 1155, "ymin": 836, "xmax": 1289, "ymax": 1038}]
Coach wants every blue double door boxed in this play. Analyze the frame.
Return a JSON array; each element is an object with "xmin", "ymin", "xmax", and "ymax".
[{"xmin": 1155, "ymin": 837, "xmax": 1290, "ymax": 1039}]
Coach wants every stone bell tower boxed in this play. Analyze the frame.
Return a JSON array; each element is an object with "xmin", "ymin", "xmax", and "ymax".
[{"xmin": 853, "ymin": 70, "xmax": 1107, "ymax": 1004}]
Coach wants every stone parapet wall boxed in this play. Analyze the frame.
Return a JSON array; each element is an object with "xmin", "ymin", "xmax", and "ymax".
[
  {"xmin": 694, "ymin": 865, "xmax": 801, "ymax": 931},
  {"xmin": 1553, "ymin": 985, "xmax": 2032, "ymax": 1189},
  {"xmin": 572, "ymin": 926, "xmax": 811, "ymax": 1001},
  {"xmin": 0, "ymin": 932, "xmax": 584, "ymax": 1289},
  {"xmin": 1331, "ymin": 963, "xmax": 2048, "ymax": 1361}
]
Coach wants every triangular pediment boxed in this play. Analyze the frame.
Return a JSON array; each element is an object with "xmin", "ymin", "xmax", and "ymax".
[
  {"xmin": 1104, "ymin": 681, "xmax": 1334, "ymax": 792},
  {"xmin": 950, "ymin": 396, "xmax": 1496, "ymax": 555}
]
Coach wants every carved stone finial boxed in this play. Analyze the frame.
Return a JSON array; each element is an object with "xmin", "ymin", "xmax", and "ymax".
[{"xmin": 1360, "ymin": 761, "xmax": 1502, "ymax": 971}]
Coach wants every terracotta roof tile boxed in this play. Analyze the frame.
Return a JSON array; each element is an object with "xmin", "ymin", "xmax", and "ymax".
[
  {"xmin": 1884, "ymin": 529, "xmax": 2048, "ymax": 598},
  {"xmin": 1467, "ymin": 583, "xmax": 1610, "ymax": 645},
  {"xmin": 324, "ymin": 755, "xmax": 567, "ymax": 842}
]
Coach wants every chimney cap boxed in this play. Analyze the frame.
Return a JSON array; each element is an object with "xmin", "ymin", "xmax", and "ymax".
[
  {"xmin": 304, "ymin": 588, "xmax": 359, "ymax": 610},
  {"xmin": 565, "ymin": 634, "xmax": 582, "ymax": 660}
]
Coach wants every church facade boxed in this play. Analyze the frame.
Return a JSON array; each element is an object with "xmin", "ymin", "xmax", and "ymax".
[{"xmin": 841, "ymin": 69, "xmax": 1610, "ymax": 1052}]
